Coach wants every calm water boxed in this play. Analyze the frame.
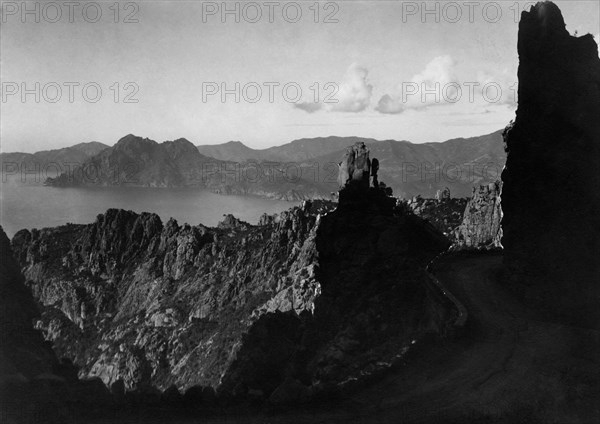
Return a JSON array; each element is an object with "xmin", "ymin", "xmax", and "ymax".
[{"xmin": 0, "ymin": 179, "xmax": 298, "ymax": 238}]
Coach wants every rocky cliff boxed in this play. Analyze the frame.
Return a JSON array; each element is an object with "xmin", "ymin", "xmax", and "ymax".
[
  {"xmin": 502, "ymin": 2, "xmax": 600, "ymax": 327},
  {"xmin": 403, "ymin": 193, "xmax": 468, "ymax": 238},
  {"xmin": 12, "ymin": 191, "xmax": 452, "ymax": 399},
  {"xmin": 11, "ymin": 204, "xmax": 323, "ymax": 393},
  {"xmin": 452, "ymin": 181, "xmax": 502, "ymax": 250}
]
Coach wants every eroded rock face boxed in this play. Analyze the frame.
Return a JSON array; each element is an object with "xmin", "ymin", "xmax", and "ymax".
[
  {"xmin": 11, "ymin": 206, "xmax": 325, "ymax": 392},
  {"xmin": 404, "ymin": 195, "xmax": 468, "ymax": 237},
  {"xmin": 453, "ymin": 181, "xmax": 502, "ymax": 250},
  {"xmin": 338, "ymin": 142, "xmax": 371, "ymax": 189},
  {"xmin": 12, "ymin": 193, "xmax": 452, "ymax": 399},
  {"xmin": 502, "ymin": 2, "xmax": 600, "ymax": 327}
]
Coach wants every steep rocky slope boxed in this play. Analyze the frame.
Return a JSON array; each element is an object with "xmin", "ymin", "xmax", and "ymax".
[
  {"xmin": 11, "ymin": 205, "xmax": 323, "ymax": 392},
  {"xmin": 0, "ymin": 226, "xmax": 58, "ymax": 381},
  {"xmin": 403, "ymin": 194, "xmax": 468, "ymax": 237},
  {"xmin": 1, "ymin": 226, "xmax": 114, "ymax": 423},
  {"xmin": 12, "ymin": 187, "xmax": 451, "ymax": 398},
  {"xmin": 502, "ymin": 1, "xmax": 600, "ymax": 327},
  {"xmin": 452, "ymin": 181, "xmax": 502, "ymax": 250}
]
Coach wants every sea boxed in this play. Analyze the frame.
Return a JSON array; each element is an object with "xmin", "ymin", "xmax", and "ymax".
[{"xmin": 0, "ymin": 178, "xmax": 298, "ymax": 238}]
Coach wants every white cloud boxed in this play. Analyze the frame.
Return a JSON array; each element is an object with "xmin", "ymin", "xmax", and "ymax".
[
  {"xmin": 330, "ymin": 64, "xmax": 373, "ymax": 113},
  {"xmin": 293, "ymin": 63, "xmax": 373, "ymax": 114},
  {"xmin": 375, "ymin": 56, "xmax": 520, "ymax": 114},
  {"xmin": 376, "ymin": 55, "xmax": 458, "ymax": 114},
  {"xmin": 293, "ymin": 101, "xmax": 322, "ymax": 113},
  {"xmin": 375, "ymin": 94, "xmax": 404, "ymax": 114}
]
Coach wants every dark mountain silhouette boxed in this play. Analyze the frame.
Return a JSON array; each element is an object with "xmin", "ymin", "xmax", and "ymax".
[
  {"xmin": 1, "ymin": 141, "xmax": 109, "ymax": 180},
  {"xmin": 44, "ymin": 135, "xmax": 325, "ymax": 200}
]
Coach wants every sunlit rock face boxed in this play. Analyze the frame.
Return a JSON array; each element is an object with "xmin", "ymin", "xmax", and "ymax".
[
  {"xmin": 453, "ymin": 181, "xmax": 502, "ymax": 250},
  {"xmin": 502, "ymin": 1, "xmax": 600, "ymax": 327},
  {"xmin": 337, "ymin": 142, "xmax": 371, "ymax": 189},
  {"xmin": 11, "ymin": 207, "xmax": 325, "ymax": 392}
]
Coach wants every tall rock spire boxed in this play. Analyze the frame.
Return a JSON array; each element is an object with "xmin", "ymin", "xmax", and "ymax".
[{"xmin": 501, "ymin": 1, "xmax": 600, "ymax": 327}]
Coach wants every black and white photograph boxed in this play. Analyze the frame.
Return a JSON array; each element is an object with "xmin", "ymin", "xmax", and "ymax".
[{"xmin": 1, "ymin": 1, "xmax": 599, "ymax": 423}]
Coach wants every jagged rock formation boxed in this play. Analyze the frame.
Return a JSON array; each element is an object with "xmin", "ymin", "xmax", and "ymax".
[
  {"xmin": 337, "ymin": 142, "xmax": 371, "ymax": 189},
  {"xmin": 404, "ymin": 195, "xmax": 468, "ymax": 237},
  {"xmin": 218, "ymin": 194, "xmax": 451, "ymax": 400},
  {"xmin": 502, "ymin": 2, "xmax": 600, "ymax": 327},
  {"xmin": 212, "ymin": 142, "xmax": 452, "ymax": 401},
  {"xmin": 453, "ymin": 181, "xmax": 502, "ymax": 250},
  {"xmin": 11, "ymin": 207, "xmax": 323, "ymax": 392},
  {"xmin": 12, "ymin": 191, "xmax": 453, "ymax": 401}
]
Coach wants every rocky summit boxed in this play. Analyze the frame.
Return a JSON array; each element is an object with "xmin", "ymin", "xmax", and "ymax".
[{"xmin": 502, "ymin": 1, "xmax": 600, "ymax": 327}]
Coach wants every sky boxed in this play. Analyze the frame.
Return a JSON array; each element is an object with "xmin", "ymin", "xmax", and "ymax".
[{"xmin": 1, "ymin": 0, "xmax": 599, "ymax": 152}]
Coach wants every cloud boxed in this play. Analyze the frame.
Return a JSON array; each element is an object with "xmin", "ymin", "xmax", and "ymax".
[
  {"xmin": 376, "ymin": 55, "xmax": 458, "ymax": 114},
  {"xmin": 293, "ymin": 102, "xmax": 322, "ymax": 113},
  {"xmin": 375, "ymin": 94, "xmax": 404, "ymax": 114},
  {"xmin": 294, "ymin": 63, "xmax": 373, "ymax": 114},
  {"xmin": 375, "ymin": 56, "xmax": 520, "ymax": 114},
  {"xmin": 330, "ymin": 64, "xmax": 373, "ymax": 113},
  {"xmin": 413, "ymin": 55, "xmax": 458, "ymax": 89}
]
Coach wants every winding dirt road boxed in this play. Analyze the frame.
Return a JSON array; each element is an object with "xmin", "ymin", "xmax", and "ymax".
[{"xmin": 346, "ymin": 253, "xmax": 600, "ymax": 423}]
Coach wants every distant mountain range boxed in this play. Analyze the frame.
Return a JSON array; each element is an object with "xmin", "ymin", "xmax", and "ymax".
[
  {"xmin": 42, "ymin": 135, "xmax": 325, "ymax": 200},
  {"xmin": 196, "ymin": 136, "xmax": 383, "ymax": 163},
  {"xmin": 1, "ymin": 141, "xmax": 108, "ymax": 167},
  {"xmin": 196, "ymin": 130, "xmax": 506, "ymax": 198},
  {"xmin": 4, "ymin": 130, "xmax": 506, "ymax": 199}
]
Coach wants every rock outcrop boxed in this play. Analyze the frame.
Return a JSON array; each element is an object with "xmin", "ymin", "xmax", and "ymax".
[
  {"xmin": 337, "ymin": 142, "xmax": 371, "ymax": 189},
  {"xmin": 404, "ymin": 195, "xmax": 468, "ymax": 238},
  {"xmin": 453, "ymin": 181, "xmax": 502, "ymax": 250},
  {"xmin": 502, "ymin": 1, "xmax": 600, "ymax": 327},
  {"xmin": 11, "ymin": 206, "xmax": 324, "ymax": 392},
  {"xmin": 218, "ymin": 192, "xmax": 451, "ymax": 399}
]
